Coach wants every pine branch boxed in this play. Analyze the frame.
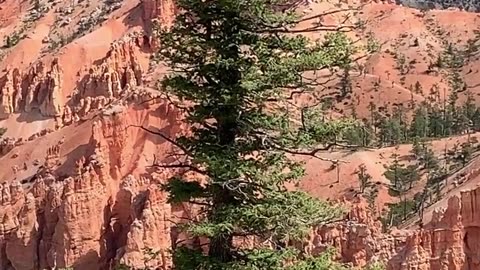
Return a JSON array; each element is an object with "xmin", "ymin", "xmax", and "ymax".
[{"xmin": 279, "ymin": 146, "xmax": 350, "ymax": 164}]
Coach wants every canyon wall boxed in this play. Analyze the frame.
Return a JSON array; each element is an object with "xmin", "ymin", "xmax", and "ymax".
[
  {"xmin": 0, "ymin": 59, "xmax": 64, "ymax": 118},
  {"xmin": 142, "ymin": 0, "xmax": 175, "ymax": 28},
  {"xmin": 2, "ymin": 0, "xmax": 480, "ymax": 269},
  {"xmin": 303, "ymin": 187, "xmax": 480, "ymax": 270},
  {"xmin": 0, "ymin": 34, "xmax": 149, "ymax": 122},
  {"xmin": 398, "ymin": 0, "xmax": 480, "ymax": 12},
  {"xmin": 0, "ymin": 103, "xmax": 179, "ymax": 270},
  {"xmin": 6, "ymin": 152, "xmax": 480, "ymax": 270}
]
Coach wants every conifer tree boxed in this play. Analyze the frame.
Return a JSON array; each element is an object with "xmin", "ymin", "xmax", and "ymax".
[
  {"xmin": 420, "ymin": 142, "xmax": 439, "ymax": 171},
  {"xmin": 339, "ymin": 65, "xmax": 352, "ymax": 97},
  {"xmin": 472, "ymin": 109, "xmax": 480, "ymax": 131},
  {"xmin": 384, "ymin": 153, "xmax": 420, "ymax": 219},
  {"xmin": 355, "ymin": 163, "xmax": 372, "ymax": 194},
  {"xmin": 367, "ymin": 101, "xmax": 377, "ymax": 132},
  {"xmin": 410, "ymin": 104, "xmax": 429, "ymax": 138},
  {"xmin": 428, "ymin": 106, "xmax": 444, "ymax": 137},
  {"xmin": 153, "ymin": 1, "xmax": 356, "ymax": 269},
  {"xmin": 413, "ymin": 81, "xmax": 423, "ymax": 94},
  {"xmin": 344, "ymin": 119, "xmax": 373, "ymax": 147},
  {"xmin": 463, "ymin": 91, "xmax": 476, "ymax": 121},
  {"xmin": 459, "ymin": 141, "xmax": 473, "ymax": 166},
  {"xmin": 379, "ymin": 117, "xmax": 403, "ymax": 146}
]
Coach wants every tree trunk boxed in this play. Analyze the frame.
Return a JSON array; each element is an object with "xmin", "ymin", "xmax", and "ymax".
[
  {"xmin": 209, "ymin": 234, "xmax": 233, "ymax": 262},
  {"xmin": 208, "ymin": 108, "xmax": 238, "ymax": 262}
]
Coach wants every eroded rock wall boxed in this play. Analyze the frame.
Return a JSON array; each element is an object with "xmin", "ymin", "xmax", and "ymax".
[
  {"xmin": 0, "ymin": 59, "xmax": 64, "ymax": 118},
  {"xmin": 0, "ymin": 105, "xmax": 177, "ymax": 270},
  {"xmin": 142, "ymin": 0, "xmax": 175, "ymax": 28},
  {"xmin": 305, "ymin": 188, "xmax": 480, "ymax": 270},
  {"xmin": 0, "ymin": 33, "xmax": 150, "ymax": 125}
]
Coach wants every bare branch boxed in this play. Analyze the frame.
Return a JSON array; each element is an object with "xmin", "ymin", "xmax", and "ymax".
[
  {"xmin": 129, "ymin": 125, "xmax": 189, "ymax": 154},
  {"xmin": 187, "ymin": 200, "xmax": 211, "ymax": 207},
  {"xmin": 280, "ymin": 146, "xmax": 350, "ymax": 163},
  {"xmin": 294, "ymin": 6, "xmax": 362, "ymax": 24},
  {"xmin": 149, "ymin": 162, "xmax": 210, "ymax": 176},
  {"xmin": 259, "ymin": 24, "xmax": 356, "ymax": 33}
]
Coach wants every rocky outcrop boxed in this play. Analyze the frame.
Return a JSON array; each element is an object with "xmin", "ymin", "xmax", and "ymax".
[
  {"xmin": 398, "ymin": 0, "xmax": 480, "ymax": 12},
  {"xmin": 0, "ymin": 32, "xmax": 151, "ymax": 122},
  {"xmin": 0, "ymin": 33, "xmax": 156, "ymax": 135},
  {"xmin": 142, "ymin": 0, "xmax": 175, "ymax": 28},
  {"xmin": 64, "ymin": 35, "xmax": 154, "ymax": 126},
  {"xmin": 0, "ymin": 105, "xmax": 177, "ymax": 269},
  {"xmin": 121, "ymin": 184, "xmax": 172, "ymax": 270},
  {"xmin": 380, "ymin": 186, "xmax": 480, "ymax": 270},
  {"xmin": 0, "ymin": 69, "xmax": 21, "ymax": 117},
  {"xmin": 0, "ymin": 59, "xmax": 64, "ymax": 119},
  {"xmin": 0, "ymin": 181, "xmax": 37, "ymax": 270},
  {"xmin": 386, "ymin": 187, "xmax": 480, "ymax": 270},
  {"xmin": 299, "ymin": 188, "xmax": 480, "ymax": 269},
  {"xmin": 300, "ymin": 199, "xmax": 393, "ymax": 267},
  {"xmin": 76, "ymin": 38, "xmax": 143, "ymax": 100}
]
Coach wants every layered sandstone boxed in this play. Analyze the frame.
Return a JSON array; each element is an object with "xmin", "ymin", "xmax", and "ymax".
[
  {"xmin": 2, "ymin": 1, "xmax": 480, "ymax": 269},
  {"xmin": 0, "ymin": 102, "xmax": 178, "ymax": 270},
  {"xmin": 385, "ymin": 187, "xmax": 480, "ymax": 270},
  {"xmin": 142, "ymin": 0, "xmax": 175, "ymax": 28},
  {"xmin": 3, "ymin": 101, "xmax": 480, "ymax": 269},
  {"xmin": 0, "ymin": 59, "xmax": 64, "ymax": 119},
  {"xmin": 64, "ymin": 34, "xmax": 159, "ymax": 127},
  {"xmin": 0, "ymin": 33, "xmax": 155, "ymax": 135},
  {"xmin": 303, "ymin": 187, "xmax": 480, "ymax": 270}
]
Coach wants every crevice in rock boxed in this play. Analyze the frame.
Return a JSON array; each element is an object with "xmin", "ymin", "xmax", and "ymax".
[
  {"xmin": 35, "ymin": 210, "xmax": 45, "ymax": 270},
  {"xmin": 101, "ymin": 200, "xmax": 115, "ymax": 269}
]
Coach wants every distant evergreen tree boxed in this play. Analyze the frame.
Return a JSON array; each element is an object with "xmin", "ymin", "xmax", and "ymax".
[
  {"xmin": 413, "ymin": 81, "xmax": 423, "ymax": 94},
  {"xmin": 355, "ymin": 164, "xmax": 373, "ymax": 194},
  {"xmin": 344, "ymin": 120, "xmax": 374, "ymax": 147},
  {"xmin": 379, "ymin": 117, "xmax": 403, "ymax": 146},
  {"xmin": 410, "ymin": 104, "xmax": 429, "ymax": 138},
  {"xmin": 449, "ymin": 71, "xmax": 465, "ymax": 93},
  {"xmin": 430, "ymin": 113, "xmax": 444, "ymax": 137},
  {"xmin": 339, "ymin": 65, "xmax": 353, "ymax": 97},
  {"xmin": 384, "ymin": 153, "xmax": 420, "ymax": 219},
  {"xmin": 472, "ymin": 109, "xmax": 480, "ymax": 131},
  {"xmin": 459, "ymin": 141, "xmax": 474, "ymax": 166},
  {"xmin": 464, "ymin": 38, "xmax": 479, "ymax": 60},
  {"xmin": 444, "ymin": 43, "xmax": 464, "ymax": 68},
  {"xmin": 416, "ymin": 141, "xmax": 439, "ymax": 171},
  {"xmin": 463, "ymin": 91, "xmax": 476, "ymax": 122},
  {"xmin": 410, "ymin": 137, "xmax": 423, "ymax": 160}
]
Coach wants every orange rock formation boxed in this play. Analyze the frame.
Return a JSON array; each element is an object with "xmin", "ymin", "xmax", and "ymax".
[
  {"xmin": 0, "ymin": 59, "xmax": 63, "ymax": 118},
  {"xmin": 303, "ymin": 188, "xmax": 480, "ymax": 270},
  {"xmin": 142, "ymin": 0, "xmax": 175, "ymax": 28},
  {"xmin": 1, "ymin": 0, "xmax": 480, "ymax": 269},
  {"xmin": 0, "ymin": 104, "xmax": 179, "ymax": 269}
]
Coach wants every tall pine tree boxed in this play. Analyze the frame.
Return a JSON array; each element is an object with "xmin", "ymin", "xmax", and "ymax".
[{"xmin": 153, "ymin": 1, "xmax": 356, "ymax": 269}]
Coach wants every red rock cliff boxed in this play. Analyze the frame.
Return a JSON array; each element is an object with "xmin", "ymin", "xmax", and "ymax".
[
  {"xmin": 0, "ymin": 101, "xmax": 180, "ymax": 269},
  {"xmin": 304, "ymin": 188, "xmax": 480, "ymax": 270},
  {"xmin": 142, "ymin": 0, "xmax": 175, "ymax": 28}
]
